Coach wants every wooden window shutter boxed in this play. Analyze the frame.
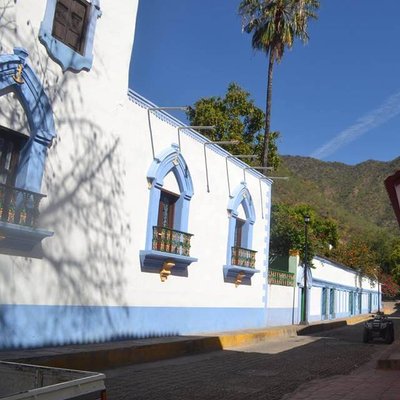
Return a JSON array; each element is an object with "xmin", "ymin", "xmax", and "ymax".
[
  {"xmin": 53, "ymin": 0, "xmax": 71, "ymax": 44},
  {"xmin": 52, "ymin": 0, "xmax": 89, "ymax": 54},
  {"xmin": 157, "ymin": 190, "xmax": 178, "ymax": 229},
  {"xmin": 234, "ymin": 218, "xmax": 245, "ymax": 247}
]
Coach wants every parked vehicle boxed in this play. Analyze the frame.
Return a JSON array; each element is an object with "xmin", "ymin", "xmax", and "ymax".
[
  {"xmin": 363, "ymin": 313, "xmax": 394, "ymax": 344},
  {"xmin": 0, "ymin": 361, "xmax": 106, "ymax": 399}
]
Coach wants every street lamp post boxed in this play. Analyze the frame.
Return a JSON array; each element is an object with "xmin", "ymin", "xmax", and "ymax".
[
  {"xmin": 301, "ymin": 215, "xmax": 310, "ymax": 325},
  {"xmin": 375, "ymin": 269, "xmax": 381, "ymax": 314},
  {"xmin": 377, "ymin": 275, "xmax": 381, "ymax": 313}
]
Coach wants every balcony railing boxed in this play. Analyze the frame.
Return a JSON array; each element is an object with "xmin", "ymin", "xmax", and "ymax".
[
  {"xmin": 268, "ymin": 269, "xmax": 295, "ymax": 286},
  {"xmin": 0, "ymin": 183, "xmax": 46, "ymax": 228},
  {"xmin": 231, "ymin": 246, "xmax": 257, "ymax": 268},
  {"xmin": 152, "ymin": 226, "xmax": 193, "ymax": 257}
]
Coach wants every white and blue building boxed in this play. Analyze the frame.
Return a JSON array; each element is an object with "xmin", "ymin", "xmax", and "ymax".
[
  {"xmin": 0, "ymin": 0, "xmax": 274, "ymax": 348},
  {"xmin": 266, "ymin": 253, "xmax": 381, "ymax": 327},
  {"xmin": 0, "ymin": 0, "xmax": 379, "ymax": 349}
]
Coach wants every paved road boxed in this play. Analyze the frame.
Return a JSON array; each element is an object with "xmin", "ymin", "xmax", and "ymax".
[{"xmin": 103, "ymin": 311, "xmax": 400, "ymax": 400}]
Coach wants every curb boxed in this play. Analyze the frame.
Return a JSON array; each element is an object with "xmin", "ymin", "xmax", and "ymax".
[
  {"xmin": 376, "ymin": 341, "xmax": 400, "ymax": 370},
  {"xmin": 7, "ymin": 314, "xmax": 371, "ymax": 371}
]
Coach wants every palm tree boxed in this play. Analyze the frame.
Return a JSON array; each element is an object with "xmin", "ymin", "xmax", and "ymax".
[{"xmin": 239, "ymin": 0, "xmax": 319, "ymax": 167}]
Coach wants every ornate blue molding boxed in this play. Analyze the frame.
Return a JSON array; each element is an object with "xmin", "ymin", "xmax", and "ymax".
[
  {"xmin": 223, "ymin": 264, "xmax": 260, "ymax": 286},
  {"xmin": 0, "ymin": 48, "xmax": 55, "ymax": 252},
  {"xmin": 39, "ymin": 0, "xmax": 102, "ymax": 72},
  {"xmin": 227, "ymin": 183, "xmax": 256, "ymax": 224},
  {"xmin": 141, "ymin": 145, "xmax": 197, "ymax": 275},
  {"xmin": 224, "ymin": 183, "xmax": 258, "ymax": 285},
  {"xmin": 0, "ymin": 48, "xmax": 56, "ymax": 193},
  {"xmin": 226, "ymin": 183, "xmax": 255, "ymax": 259}
]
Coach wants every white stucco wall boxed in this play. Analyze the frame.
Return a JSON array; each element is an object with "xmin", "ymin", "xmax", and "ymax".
[
  {"xmin": 309, "ymin": 286, "xmax": 322, "ymax": 319},
  {"xmin": 0, "ymin": 0, "xmax": 272, "ymax": 347},
  {"xmin": 266, "ymin": 283, "xmax": 297, "ymax": 326},
  {"xmin": 301, "ymin": 256, "xmax": 380, "ymax": 322}
]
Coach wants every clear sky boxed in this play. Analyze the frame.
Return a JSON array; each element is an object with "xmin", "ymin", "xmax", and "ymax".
[{"xmin": 129, "ymin": 0, "xmax": 400, "ymax": 165}]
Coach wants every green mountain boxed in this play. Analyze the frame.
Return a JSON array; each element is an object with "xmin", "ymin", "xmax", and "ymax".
[{"xmin": 273, "ymin": 155, "xmax": 400, "ymax": 240}]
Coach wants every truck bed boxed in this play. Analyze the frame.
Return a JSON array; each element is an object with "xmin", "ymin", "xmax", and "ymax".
[{"xmin": 0, "ymin": 361, "xmax": 106, "ymax": 400}]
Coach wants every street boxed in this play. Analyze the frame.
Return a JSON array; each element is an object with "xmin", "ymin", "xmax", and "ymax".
[{"xmin": 103, "ymin": 309, "xmax": 400, "ymax": 400}]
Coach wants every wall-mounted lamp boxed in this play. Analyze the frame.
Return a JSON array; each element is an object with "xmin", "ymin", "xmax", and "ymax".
[
  {"xmin": 204, "ymin": 140, "xmax": 240, "ymax": 192},
  {"xmin": 177, "ymin": 126, "xmax": 215, "ymax": 152},
  {"xmin": 225, "ymin": 155, "xmax": 258, "ymax": 198},
  {"xmin": 147, "ymin": 106, "xmax": 189, "ymax": 160}
]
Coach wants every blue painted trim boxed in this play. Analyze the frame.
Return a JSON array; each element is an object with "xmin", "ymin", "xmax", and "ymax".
[
  {"xmin": 223, "ymin": 265, "xmax": 260, "ymax": 285},
  {"xmin": 0, "ymin": 304, "xmax": 267, "ymax": 349},
  {"xmin": 0, "ymin": 49, "xmax": 55, "ymax": 251},
  {"xmin": 0, "ymin": 48, "xmax": 56, "ymax": 193},
  {"xmin": 226, "ymin": 183, "xmax": 256, "ymax": 263},
  {"xmin": 0, "ymin": 221, "xmax": 53, "ymax": 251},
  {"xmin": 145, "ymin": 144, "xmax": 194, "ymax": 248},
  {"xmin": 139, "ymin": 250, "xmax": 198, "ymax": 272},
  {"xmin": 225, "ymin": 183, "xmax": 258, "ymax": 285},
  {"xmin": 141, "ymin": 145, "xmax": 196, "ymax": 273},
  {"xmin": 335, "ymin": 311, "xmax": 350, "ymax": 319},
  {"xmin": 321, "ymin": 287, "xmax": 328, "ymax": 318},
  {"xmin": 128, "ymin": 91, "xmax": 274, "ymax": 185},
  {"xmin": 266, "ymin": 307, "xmax": 294, "ymax": 326},
  {"xmin": 312, "ymin": 277, "xmax": 379, "ymax": 294},
  {"xmin": 39, "ymin": 0, "xmax": 102, "ymax": 72}
]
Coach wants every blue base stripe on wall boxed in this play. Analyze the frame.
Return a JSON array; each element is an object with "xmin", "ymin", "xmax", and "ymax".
[
  {"xmin": 0, "ymin": 304, "xmax": 267, "ymax": 349},
  {"xmin": 266, "ymin": 307, "xmax": 296, "ymax": 326}
]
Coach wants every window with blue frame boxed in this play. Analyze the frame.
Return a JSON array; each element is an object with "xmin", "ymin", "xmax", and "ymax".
[
  {"xmin": 140, "ymin": 145, "xmax": 197, "ymax": 275},
  {"xmin": 329, "ymin": 288, "xmax": 335, "ymax": 316},
  {"xmin": 223, "ymin": 183, "xmax": 259, "ymax": 285},
  {"xmin": 39, "ymin": 0, "xmax": 102, "ymax": 72},
  {"xmin": 349, "ymin": 291, "xmax": 354, "ymax": 315},
  {"xmin": 322, "ymin": 287, "xmax": 328, "ymax": 318},
  {"xmin": 0, "ymin": 48, "xmax": 56, "ymax": 252}
]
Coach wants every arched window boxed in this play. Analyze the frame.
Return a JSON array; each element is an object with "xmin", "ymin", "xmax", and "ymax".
[
  {"xmin": 0, "ymin": 49, "xmax": 55, "ymax": 251},
  {"xmin": 224, "ymin": 183, "xmax": 259, "ymax": 285},
  {"xmin": 140, "ymin": 144, "xmax": 197, "ymax": 280}
]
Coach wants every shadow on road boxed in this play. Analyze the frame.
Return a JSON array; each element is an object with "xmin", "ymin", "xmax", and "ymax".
[{"xmin": 104, "ymin": 303, "xmax": 400, "ymax": 400}]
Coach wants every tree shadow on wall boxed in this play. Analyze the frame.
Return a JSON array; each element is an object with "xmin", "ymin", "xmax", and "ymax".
[{"xmin": 0, "ymin": 8, "xmax": 138, "ymax": 348}]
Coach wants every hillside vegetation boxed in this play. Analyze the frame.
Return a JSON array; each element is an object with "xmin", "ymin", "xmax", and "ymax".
[{"xmin": 273, "ymin": 155, "xmax": 400, "ymax": 241}]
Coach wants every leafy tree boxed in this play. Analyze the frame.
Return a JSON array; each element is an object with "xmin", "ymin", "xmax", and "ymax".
[
  {"xmin": 187, "ymin": 82, "xmax": 280, "ymax": 169},
  {"xmin": 331, "ymin": 239, "xmax": 379, "ymax": 277},
  {"xmin": 380, "ymin": 272, "xmax": 400, "ymax": 298},
  {"xmin": 239, "ymin": 0, "xmax": 319, "ymax": 167},
  {"xmin": 270, "ymin": 203, "xmax": 338, "ymax": 265},
  {"xmin": 388, "ymin": 240, "xmax": 400, "ymax": 284}
]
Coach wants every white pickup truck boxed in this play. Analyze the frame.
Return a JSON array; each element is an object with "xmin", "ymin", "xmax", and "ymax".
[{"xmin": 0, "ymin": 361, "xmax": 106, "ymax": 400}]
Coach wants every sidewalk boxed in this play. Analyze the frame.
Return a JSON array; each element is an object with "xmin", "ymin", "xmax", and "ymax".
[{"xmin": 0, "ymin": 313, "xmax": 370, "ymax": 372}]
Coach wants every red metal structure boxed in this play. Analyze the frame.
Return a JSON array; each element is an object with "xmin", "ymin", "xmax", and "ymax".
[{"xmin": 385, "ymin": 170, "xmax": 400, "ymax": 227}]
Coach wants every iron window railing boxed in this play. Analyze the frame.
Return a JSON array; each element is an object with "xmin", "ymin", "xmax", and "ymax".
[
  {"xmin": 152, "ymin": 226, "xmax": 193, "ymax": 257},
  {"xmin": 231, "ymin": 246, "xmax": 257, "ymax": 268},
  {"xmin": 0, "ymin": 183, "xmax": 46, "ymax": 228},
  {"xmin": 268, "ymin": 269, "xmax": 295, "ymax": 286}
]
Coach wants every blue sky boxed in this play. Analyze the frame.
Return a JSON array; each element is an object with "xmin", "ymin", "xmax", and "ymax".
[{"xmin": 129, "ymin": 1, "xmax": 400, "ymax": 165}]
